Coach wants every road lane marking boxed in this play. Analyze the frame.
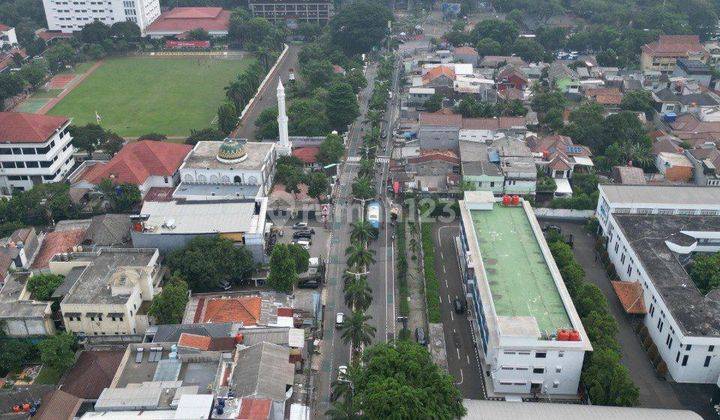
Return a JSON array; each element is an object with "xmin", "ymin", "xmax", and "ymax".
[
  {"xmin": 445, "ymin": 278, "xmax": 448, "ymax": 288},
  {"xmin": 450, "ymin": 311, "xmax": 454, "ymax": 321},
  {"xmin": 467, "ymin": 354, "xmax": 470, "ymax": 365},
  {"xmin": 443, "ymin": 265, "xmax": 446, "ymax": 274},
  {"xmin": 441, "ymin": 251, "xmax": 444, "ymax": 260},
  {"xmin": 456, "ymin": 347, "xmax": 460, "ymax": 359},
  {"xmin": 457, "ymin": 369, "xmax": 464, "ymax": 385}
]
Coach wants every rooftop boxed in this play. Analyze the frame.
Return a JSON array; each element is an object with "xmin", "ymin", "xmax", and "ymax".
[
  {"xmin": 470, "ymin": 205, "xmax": 571, "ymax": 334},
  {"xmin": 676, "ymin": 58, "xmax": 711, "ymax": 74},
  {"xmin": 599, "ymin": 184, "xmax": 720, "ymax": 207},
  {"xmin": 59, "ymin": 350, "xmax": 125, "ymax": 399},
  {"xmin": 182, "ymin": 141, "xmax": 274, "ymax": 171},
  {"xmin": 460, "ymin": 141, "xmax": 502, "ymax": 177},
  {"xmin": 614, "ymin": 214, "xmax": 720, "ymax": 336},
  {"xmin": 230, "ymin": 342, "xmax": 293, "ymax": 402},
  {"xmin": 0, "ymin": 273, "xmax": 51, "ymax": 320},
  {"xmin": 199, "ymin": 296, "xmax": 262, "ymax": 325},
  {"xmin": 173, "ymin": 182, "xmax": 261, "ymax": 200},
  {"xmin": 31, "ymin": 229, "xmax": 86, "ymax": 269},
  {"xmin": 61, "ymin": 248, "xmax": 158, "ymax": 305},
  {"xmin": 138, "ymin": 200, "xmax": 264, "ymax": 235},
  {"xmin": 0, "ymin": 112, "xmax": 69, "ymax": 144},
  {"xmin": 146, "ymin": 7, "xmax": 231, "ymax": 34},
  {"xmin": 642, "ymin": 35, "xmax": 704, "ymax": 56}
]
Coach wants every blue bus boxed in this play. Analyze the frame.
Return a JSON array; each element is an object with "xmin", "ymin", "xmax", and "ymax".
[{"xmin": 367, "ymin": 201, "xmax": 381, "ymax": 229}]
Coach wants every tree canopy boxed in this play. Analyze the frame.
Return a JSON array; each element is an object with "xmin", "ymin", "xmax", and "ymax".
[
  {"xmin": 27, "ymin": 274, "xmax": 64, "ymax": 301},
  {"xmin": 690, "ymin": 252, "xmax": 720, "ymax": 294},
  {"xmin": 317, "ymin": 133, "xmax": 346, "ymax": 166},
  {"xmin": 149, "ymin": 275, "xmax": 189, "ymax": 324},
  {"xmin": 166, "ymin": 236, "xmax": 255, "ymax": 291},
  {"xmin": 267, "ymin": 243, "xmax": 309, "ymax": 292},
  {"xmin": 38, "ymin": 333, "xmax": 76, "ymax": 374},
  {"xmin": 330, "ymin": 1, "xmax": 392, "ymax": 56}
]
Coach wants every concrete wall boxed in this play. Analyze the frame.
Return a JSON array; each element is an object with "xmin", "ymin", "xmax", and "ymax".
[
  {"xmin": 4, "ymin": 316, "xmax": 55, "ymax": 337},
  {"xmin": 493, "ymin": 348, "xmax": 585, "ymax": 395}
]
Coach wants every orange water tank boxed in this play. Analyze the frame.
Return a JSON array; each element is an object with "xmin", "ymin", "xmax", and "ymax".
[
  {"xmin": 557, "ymin": 329, "xmax": 570, "ymax": 341},
  {"xmin": 502, "ymin": 195, "xmax": 511, "ymax": 205},
  {"xmin": 569, "ymin": 330, "xmax": 581, "ymax": 341},
  {"xmin": 22, "ymin": 403, "xmax": 30, "ymax": 412},
  {"xmin": 234, "ymin": 333, "xmax": 244, "ymax": 344},
  {"xmin": 511, "ymin": 195, "xmax": 520, "ymax": 205},
  {"xmin": 12, "ymin": 405, "xmax": 20, "ymax": 413}
]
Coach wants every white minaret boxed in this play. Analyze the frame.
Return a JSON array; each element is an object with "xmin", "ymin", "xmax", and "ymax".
[{"xmin": 276, "ymin": 80, "xmax": 291, "ymax": 156}]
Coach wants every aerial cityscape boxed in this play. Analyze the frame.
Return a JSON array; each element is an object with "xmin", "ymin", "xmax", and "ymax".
[{"xmin": 2, "ymin": 0, "xmax": 720, "ymax": 418}]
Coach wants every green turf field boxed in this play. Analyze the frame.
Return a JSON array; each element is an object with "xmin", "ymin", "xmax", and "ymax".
[
  {"xmin": 471, "ymin": 206, "xmax": 571, "ymax": 334},
  {"xmin": 48, "ymin": 56, "xmax": 254, "ymax": 137}
]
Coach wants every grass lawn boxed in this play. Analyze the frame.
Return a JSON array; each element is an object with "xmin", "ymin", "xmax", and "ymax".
[
  {"xmin": 34, "ymin": 366, "xmax": 62, "ymax": 384},
  {"xmin": 48, "ymin": 56, "xmax": 254, "ymax": 137}
]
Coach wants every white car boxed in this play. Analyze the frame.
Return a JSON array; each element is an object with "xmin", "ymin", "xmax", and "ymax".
[
  {"xmin": 335, "ymin": 312, "xmax": 344, "ymax": 328},
  {"xmin": 294, "ymin": 239, "xmax": 310, "ymax": 250},
  {"xmin": 338, "ymin": 365, "xmax": 348, "ymax": 381}
]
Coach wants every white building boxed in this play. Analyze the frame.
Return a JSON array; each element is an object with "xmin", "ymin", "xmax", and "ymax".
[
  {"xmin": 596, "ymin": 184, "xmax": 720, "ymax": 384},
  {"xmin": 458, "ymin": 191, "xmax": 591, "ymax": 396},
  {"xmin": 54, "ymin": 248, "xmax": 161, "ymax": 337},
  {"xmin": 0, "ymin": 24, "xmax": 18, "ymax": 48},
  {"xmin": 174, "ymin": 139, "xmax": 276, "ymax": 201},
  {"xmin": 0, "ymin": 112, "xmax": 75, "ymax": 194},
  {"xmin": 42, "ymin": 0, "xmax": 160, "ymax": 34}
]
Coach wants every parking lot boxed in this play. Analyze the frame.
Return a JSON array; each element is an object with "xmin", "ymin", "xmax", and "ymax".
[{"xmin": 271, "ymin": 219, "xmax": 331, "ymax": 262}]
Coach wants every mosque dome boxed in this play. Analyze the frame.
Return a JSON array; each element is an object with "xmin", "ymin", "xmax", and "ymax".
[{"xmin": 217, "ymin": 138, "xmax": 248, "ymax": 163}]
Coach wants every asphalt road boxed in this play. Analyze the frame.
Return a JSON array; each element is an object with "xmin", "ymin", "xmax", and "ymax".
[
  {"xmin": 233, "ymin": 44, "xmax": 301, "ymax": 141},
  {"xmin": 433, "ymin": 222, "xmax": 486, "ymax": 399}
]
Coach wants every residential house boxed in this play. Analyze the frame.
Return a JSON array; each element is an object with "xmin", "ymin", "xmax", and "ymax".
[
  {"xmin": 453, "ymin": 74, "xmax": 495, "ymax": 102},
  {"xmin": 0, "ymin": 273, "xmax": 55, "ymax": 337},
  {"xmin": 495, "ymin": 136, "xmax": 537, "ymax": 195},
  {"xmin": 653, "ymin": 86, "xmax": 720, "ymax": 116},
  {"xmin": 404, "ymin": 149, "xmax": 460, "ymax": 176},
  {"xmin": 673, "ymin": 58, "xmax": 713, "ymax": 87},
  {"xmin": 655, "ymin": 152, "xmax": 694, "ymax": 182},
  {"xmin": 0, "ymin": 112, "xmax": 75, "ymax": 193},
  {"xmin": 612, "ymin": 166, "xmax": 647, "ymax": 184},
  {"xmin": 0, "ymin": 24, "xmax": 17, "ymax": 48},
  {"xmin": 685, "ymin": 147, "xmax": 720, "ymax": 186},
  {"xmin": 585, "ymin": 87, "xmax": 623, "ymax": 111},
  {"xmin": 478, "ymin": 55, "xmax": 525, "ymax": 69},
  {"xmin": 57, "ymin": 350, "xmax": 125, "ymax": 401},
  {"xmin": 548, "ymin": 63, "xmax": 580, "ymax": 95},
  {"xmin": 71, "ymin": 140, "xmax": 192, "ymax": 199},
  {"xmin": 407, "ymin": 87, "xmax": 436, "ymax": 107},
  {"xmin": 417, "ymin": 111, "xmax": 463, "ymax": 150},
  {"xmin": 0, "ymin": 227, "xmax": 39, "ymax": 271},
  {"xmin": 670, "ymin": 114, "xmax": 720, "ymax": 144},
  {"xmin": 460, "ymin": 141, "xmax": 504, "ymax": 195},
  {"xmin": 640, "ymin": 35, "xmax": 707, "ymax": 73},
  {"xmin": 420, "ymin": 65, "xmax": 456, "ymax": 96},
  {"xmin": 54, "ymin": 248, "xmax": 162, "ymax": 336},
  {"xmin": 453, "ymin": 46, "xmax": 479, "ymax": 66},
  {"xmin": 496, "ymin": 65, "xmax": 529, "ymax": 93},
  {"xmin": 705, "ymin": 41, "xmax": 720, "ymax": 69},
  {"xmin": 527, "ymin": 135, "xmax": 594, "ymax": 180}
]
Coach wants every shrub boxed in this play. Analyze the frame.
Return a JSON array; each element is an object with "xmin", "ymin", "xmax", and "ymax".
[{"xmin": 421, "ymin": 224, "xmax": 441, "ymax": 323}]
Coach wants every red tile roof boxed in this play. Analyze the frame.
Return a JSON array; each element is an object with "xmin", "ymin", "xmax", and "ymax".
[
  {"xmin": 36, "ymin": 30, "xmax": 73, "ymax": 42},
  {"xmin": 237, "ymin": 398, "xmax": 272, "ymax": 420},
  {"xmin": 277, "ymin": 307, "xmax": 293, "ymax": 317},
  {"xmin": 418, "ymin": 111, "xmax": 462, "ymax": 127},
  {"xmin": 179, "ymin": 332, "xmax": 212, "ymax": 350},
  {"xmin": 454, "ymin": 46, "xmax": 478, "ymax": 56},
  {"xmin": 422, "ymin": 65, "xmax": 456, "ymax": 84},
  {"xmin": 408, "ymin": 149, "xmax": 460, "ymax": 165},
  {"xmin": 31, "ymin": 229, "xmax": 85, "ymax": 269},
  {"xmin": 0, "ymin": 112, "xmax": 69, "ymax": 143},
  {"xmin": 292, "ymin": 147, "xmax": 320, "ymax": 164},
  {"xmin": 0, "ymin": 24, "xmax": 10, "ymax": 31},
  {"xmin": 146, "ymin": 7, "xmax": 231, "ymax": 34},
  {"xmin": 200, "ymin": 296, "xmax": 262, "ymax": 325},
  {"xmin": 642, "ymin": 35, "xmax": 705, "ymax": 57},
  {"xmin": 81, "ymin": 140, "xmax": 191, "ymax": 185},
  {"xmin": 611, "ymin": 281, "xmax": 647, "ymax": 314}
]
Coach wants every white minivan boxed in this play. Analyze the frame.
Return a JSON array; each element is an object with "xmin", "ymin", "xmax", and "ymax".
[{"xmin": 335, "ymin": 312, "xmax": 344, "ymax": 328}]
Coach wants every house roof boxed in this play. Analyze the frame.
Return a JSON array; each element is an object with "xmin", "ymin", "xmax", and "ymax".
[
  {"xmin": 418, "ymin": 111, "xmax": 462, "ymax": 127},
  {"xmin": 658, "ymin": 151, "xmax": 693, "ymax": 167},
  {"xmin": 81, "ymin": 140, "xmax": 191, "ymax": 185},
  {"xmin": 498, "ymin": 65, "xmax": 528, "ymax": 83},
  {"xmin": 611, "ymin": 281, "xmax": 648, "ymax": 314},
  {"xmin": 230, "ymin": 342, "xmax": 294, "ymax": 402},
  {"xmin": 31, "ymin": 229, "xmax": 85, "ymax": 269},
  {"xmin": 461, "ymin": 116, "xmax": 526, "ymax": 130},
  {"xmin": 292, "ymin": 146, "xmax": 320, "ymax": 164},
  {"xmin": 0, "ymin": 112, "xmax": 69, "ymax": 144},
  {"xmin": 81, "ymin": 214, "xmax": 132, "ymax": 247},
  {"xmin": 652, "ymin": 136, "xmax": 683, "ymax": 155},
  {"xmin": 654, "ymin": 88, "xmax": 720, "ymax": 107},
  {"xmin": 479, "ymin": 56, "xmax": 526, "ymax": 68},
  {"xmin": 35, "ymin": 29, "xmax": 72, "ymax": 42},
  {"xmin": 0, "ymin": 24, "xmax": 11, "ymax": 31},
  {"xmin": 671, "ymin": 114, "xmax": 720, "ymax": 137},
  {"xmin": 612, "ymin": 166, "xmax": 647, "ymax": 184},
  {"xmin": 408, "ymin": 149, "xmax": 460, "ymax": 165},
  {"xmin": 422, "ymin": 65, "xmax": 456, "ymax": 84},
  {"xmin": 59, "ymin": 350, "xmax": 125, "ymax": 400},
  {"xmin": 548, "ymin": 155, "xmax": 572, "ymax": 171},
  {"xmin": 641, "ymin": 35, "xmax": 705, "ymax": 57},
  {"xmin": 145, "ymin": 7, "xmax": 231, "ymax": 34},
  {"xmin": 200, "ymin": 296, "xmax": 262, "ymax": 325},
  {"xmin": 178, "ymin": 332, "xmax": 213, "ymax": 351},
  {"xmin": 34, "ymin": 390, "xmax": 81, "ymax": 420},
  {"xmin": 527, "ymin": 134, "xmax": 591, "ymax": 157},
  {"xmin": 238, "ymin": 398, "xmax": 273, "ymax": 420}
]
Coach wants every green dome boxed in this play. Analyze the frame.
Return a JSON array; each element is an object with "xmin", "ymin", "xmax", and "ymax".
[{"xmin": 217, "ymin": 138, "xmax": 247, "ymax": 163}]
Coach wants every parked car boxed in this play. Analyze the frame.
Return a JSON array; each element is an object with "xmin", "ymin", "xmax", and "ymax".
[
  {"xmin": 542, "ymin": 224, "xmax": 561, "ymax": 234},
  {"xmin": 338, "ymin": 365, "xmax": 348, "ymax": 381},
  {"xmin": 293, "ymin": 239, "xmax": 311, "ymax": 250},
  {"xmin": 415, "ymin": 327, "xmax": 427, "ymax": 346},
  {"xmin": 293, "ymin": 231, "xmax": 313, "ymax": 239},
  {"xmin": 335, "ymin": 312, "xmax": 344, "ymax": 328},
  {"xmin": 292, "ymin": 222, "xmax": 308, "ymax": 229},
  {"xmin": 298, "ymin": 278, "xmax": 321, "ymax": 289},
  {"xmin": 453, "ymin": 296, "xmax": 466, "ymax": 314},
  {"xmin": 219, "ymin": 280, "xmax": 232, "ymax": 291}
]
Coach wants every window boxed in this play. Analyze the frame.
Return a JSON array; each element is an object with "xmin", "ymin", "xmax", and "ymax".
[
  {"xmin": 682, "ymin": 355, "xmax": 689, "ymax": 366},
  {"xmin": 676, "ymin": 352, "xmax": 680, "ymax": 363},
  {"xmin": 535, "ymin": 352, "xmax": 546, "ymax": 358},
  {"xmin": 649, "ymin": 303, "xmax": 655, "ymax": 317},
  {"xmin": 501, "ymin": 366, "xmax": 513, "ymax": 370},
  {"xmin": 686, "ymin": 344, "xmax": 692, "ymax": 351},
  {"xmin": 558, "ymin": 352, "xmax": 564, "ymax": 358},
  {"xmin": 614, "ymin": 242, "xmax": 619, "ymax": 253},
  {"xmin": 555, "ymin": 366, "xmax": 562, "ymax": 373},
  {"xmin": 710, "ymin": 346, "xmax": 715, "ymax": 352},
  {"xmin": 533, "ymin": 368, "xmax": 544, "ymax": 374},
  {"xmin": 552, "ymin": 381, "xmax": 559, "ymax": 388},
  {"xmin": 90, "ymin": 316, "xmax": 95, "ymax": 321},
  {"xmin": 704, "ymin": 356, "xmax": 711, "ymax": 367},
  {"xmin": 627, "ymin": 265, "xmax": 633, "ymax": 276},
  {"xmin": 620, "ymin": 253, "xmax": 626, "ymax": 264}
]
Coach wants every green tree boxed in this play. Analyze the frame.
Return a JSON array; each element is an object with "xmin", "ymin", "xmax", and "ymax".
[
  {"xmin": 217, "ymin": 101, "xmax": 238, "ymax": 134},
  {"xmin": 148, "ymin": 275, "xmax": 189, "ymax": 324},
  {"xmin": 110, "ymin": 21, "xmax": 140, "ymax": 40},
  {"xmin": 327, "ymin": 81, "xmax": 360, "ymax": 132},
  {"xmin": 346, "ymin": 341, "xmax": 466, "ymax": 418},
  {"xmin": 138, "ymin": 133, "xmax": 167, "ymax": 141},
  {"xmin": 346, "ymin": 242, "xmax": 375, "ymax": 271},
  {"xmin": 351, "ymin": 177, "xmax": 375, "ymax": 201},
  {"xmin": 80, "ymin": 20, "xmax": 111, "ymax": 44},
  {"xmin": 317, "ymin": 133, "xmax": 346, "ymax": 166},
  {"xmin": 531, "ymin": 88, "xmax": 567, "ymax": 114},
  {"xmin": 423, "ymin": 93, "xmax": 443, "ymax": 112},
  {"xmin": 345, "ymin": 67, "xmax": 367, "ymax": 94},
  {"xmin": 97, "ymin": 179, "xmax": 141, "ymax": 213},
  {"xmin": 0, "ymin": 340, "xmax": 36, "ymax": 374},
  {"xmin": 166, "ymin": 236, "xmax": 255, "ymax": 291},
  {"xmin": 582, "ymin": 348, "xmax": 640, "ymax": 407},
  {"xmin": 43, "ymin": 42, "xmax": 75, "ymax": 72},
  {"xmin": 187, "ymin": 28, "xmax": 210, "ymax": 41},
  {"xmin": 26, "ymin": 274, "xmax": 64, "ymax": 301},
  {"xmin": 307, "ymin": 171, "xmax": 330, "ymax": 200},
  {"xmin": 18, "ymin": 59, "xmax": 48, "ymax": 88},
  {"xmin": 70, "ymin": 123, "xmax": 106, "ymax": 157},
  {"xmin": 267, "ymin": 244, "xmax": 300, "ymax": 293},
  {"xmin": 287, "ymin": 243, "xmax": 310, "ymax": 273},
  {"xmin": 38, "ymin": 333, "xmax": 76, "ymax": 374},
  {"xmin": 512, "ymin": 38, "xmax": 546, "ymax": 62},
  {"xmin": 689, "ymin": 252, "xmax": 720, "ymax": 294},
  {"xmin": 475, "ymin": 37, "xmax": 503, "ymax": 56},
  {"xmin": 186, "ymin": 128, "xmax": 225, "ymax": 145},
  {"xmin": 541, "ymin": 108, "xmax": 564, "ymax": 131},
  {"xmin": 620, "ymin": 90, "xmax": 655, "ymax": 120},
  {"xmin": 254, "ymin": 106, "xmax": 279, "ymax": 140},
  {"xmin": 340, "ymin": 310, "xmax": 375, "ymax": 349},
  {"xmin": 344, "ymin": 276, "xmax": 372, "ymax": 311},
  {"xmin": 330, "ymin": 0, "xmax": 392, "ymax": 56},
  {"xmin": 471, "ymin": 19, "xmax": 519, "ymax": 51},
  {"xmin": 350, "ymin": 220, "xmax": 377, "ymax": 244},
  {"xmin": 289, "ymin": 98, "xmax": 331, "ymax": 136}
]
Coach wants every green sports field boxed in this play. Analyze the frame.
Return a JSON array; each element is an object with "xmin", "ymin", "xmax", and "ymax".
[{"xmin": 48, "ymin": 56, "xmax": 254, "ymax": 137}]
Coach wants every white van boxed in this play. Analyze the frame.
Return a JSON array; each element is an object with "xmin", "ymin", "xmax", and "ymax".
[{"xmin": 335, "ymin": 312, "xmax": 344, "ymax": 328}]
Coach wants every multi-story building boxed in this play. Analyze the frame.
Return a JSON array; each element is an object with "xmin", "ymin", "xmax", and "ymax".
[
  {"xmin": 641, "ymin": 35, "xmax": 708, "ymax": 73},
  {"xmin": 53, "ymin": 248, "xmax": 161, "ymax": 336},
  {"xmin": 596, "ymin": 185, "xmax": 720, "ymax": 384},
  {"xmin": 459, "ymin": 136, "xmax": 536, "ymax": 196},
  {"xmin": 0, "ymin": 112, "xmax": 75, "ymax": 194},
  {"xmin": 248, "ymin": 0, "xmax": 332, "ymax": 25},
  {"xmin": 0, "ymin": 24, "xmax": 18, "ymax": 48},
  {"xmin": 458, "ymin": 191, "xmax": 592, "ymax": 396},
  {"xmin": 41, "ymin": 0, "xmax": 161, "ymax": 34}
]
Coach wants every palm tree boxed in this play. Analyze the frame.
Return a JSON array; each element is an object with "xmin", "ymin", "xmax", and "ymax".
[
  {"xmin": 350, "ymin": 220, "xmax": 377, "ymax": 244},
  {"xmin": 351, "ymin": 176, "xmax": 375, "ymax": 201},
  {"xmin": 358, "ymin": 158, "xmax": 374, "ymax": 178},
  {"xmin": 325, "ymin": 400, "xmax": 357, "ymax": 420},
  {"xmin": 341, "ymin": 310, "xmax": 376, "ymax": 350},
  {"xmin": 344, "ymin": 276, "xmax": 373, "ymax": 311},
  {"xmin": 346, "ymin": 243, "xmax": 375, "ymax": 271}
]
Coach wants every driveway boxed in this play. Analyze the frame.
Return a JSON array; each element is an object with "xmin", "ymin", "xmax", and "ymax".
[{"xmin": 549, "ymin": 221, "xmax": 716, "ymax": 418}]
